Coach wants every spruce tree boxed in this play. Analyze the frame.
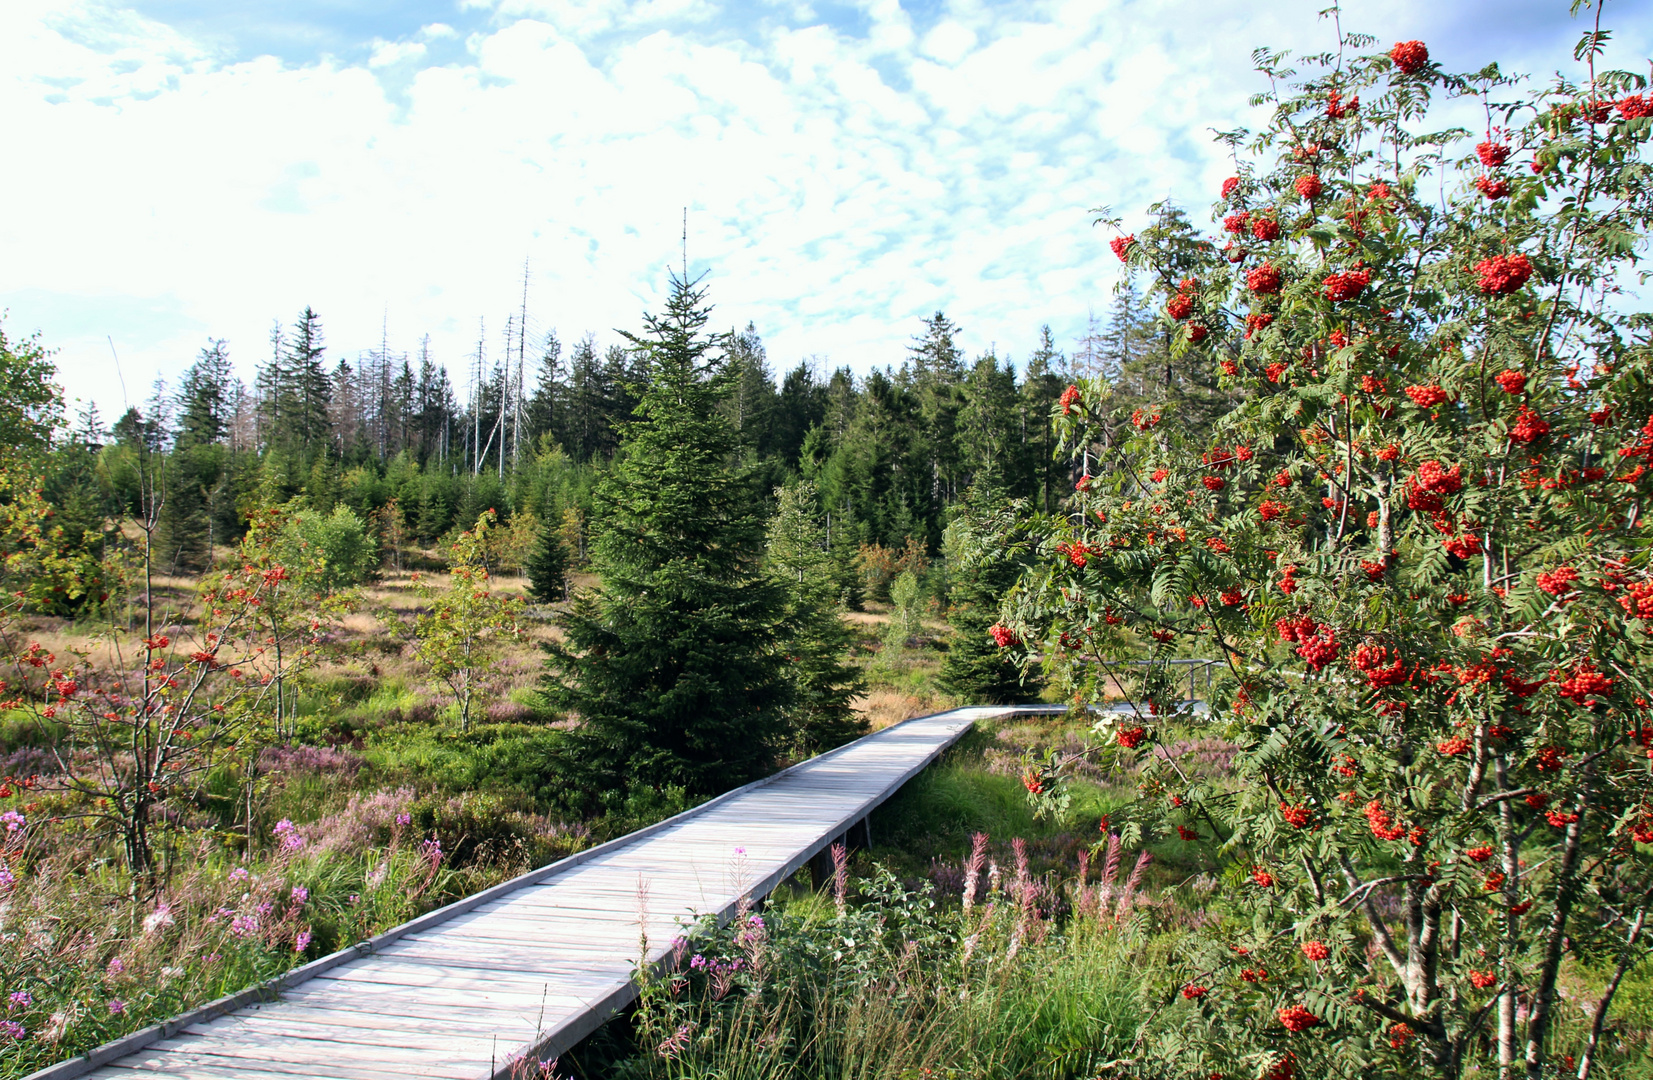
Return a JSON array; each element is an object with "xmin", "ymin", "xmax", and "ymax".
[
  {"xmin": 766, "ymin": 480, "xmax": 867, "ymax": 754},
  {"xmin": 524, "ymin": 504, "xmax": 568, "ymax": 603},
  {"xmin": 937, "ymin": 484, "xmax": 1039, "ymax": 704},
  {"xmin": 542, "ymin": 272, "xmax": 792, "ymax": 798}
]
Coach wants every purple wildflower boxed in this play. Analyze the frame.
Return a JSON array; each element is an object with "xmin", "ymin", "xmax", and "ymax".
[
  {"xmin": 294, "ymin": 929, "xmax": 312, "ymax": 954},
  {"xmin": 106, "ymin": 958, "xmax": 125, "ymax": 976},
  {"xmin": 290, "ymin": 886, "xmax": 308, "ymax": 904},
  {"xmin": 107, "ymin": 999, "xmax": 125, "ymax": 1015},
  {"xmin": 273, "ymin": 819, "xmax": 306, "ymax": 851},
  {"xmin": 8, "ymin": 991, "xmax": 31, "ymax": 1010},
  {"xmin": 0, "ymin": 811, "xmax": 24, "ymax": 833},
  {"xmin": 0, "ymin": 1020, "xmax": 24, "ymax": 1039},
  {"xmin": 228, "ymin": 867, "xmax": 249, "ymax": 882}
]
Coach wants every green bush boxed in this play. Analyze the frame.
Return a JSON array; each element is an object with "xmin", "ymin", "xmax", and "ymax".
[
  {"xmin": 280, "ymin": 504, "xmax": 378, "ymax": 590},
  {"xmin": 362, "ymin": 723, "xmax": 574, "ymax": 811}
]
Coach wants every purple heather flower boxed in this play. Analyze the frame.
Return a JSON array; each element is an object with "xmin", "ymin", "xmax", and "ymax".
[
  {"xmin": 106, "ymin": 958, "xmax": 124, "ymax": 976},
  {"xmin": 8, "ymin": 991, "xmax": 31, "ymax": 1010},
  {"xmin": 228, "ymin": 867, "xmax": 249, "ymax": 882},
  {"xmin": 107, "ymin": 999, "xmax": 125, "ymax": 1015},
  {"xmin": 0, "ymin": 1020, "xmax": 24, "ymax": 1039},
  {"xmin": 290, "ymin": 886, "xmax": 308, "ymax": 904},
  {"xmin": 394, "ymin": 813, "xmax": 411, "ymax": 826},
  {"xmin": 294, "ymin": 929, "xmax": 312, "ymax": 954},
  {"xmin": 0, "ymin": 811, "xmax": 24, "ymax": 833}
]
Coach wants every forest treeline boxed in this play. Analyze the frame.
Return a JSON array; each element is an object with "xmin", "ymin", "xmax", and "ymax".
[{"xmin": 39, "ymin": 226, "xmax": 1230, "ymax": 610}]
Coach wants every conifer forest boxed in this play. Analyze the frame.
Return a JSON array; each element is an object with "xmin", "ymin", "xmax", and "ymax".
[{"xmin": 4, "ymin": 6, "xmax": 1653, "ymax": 1080}]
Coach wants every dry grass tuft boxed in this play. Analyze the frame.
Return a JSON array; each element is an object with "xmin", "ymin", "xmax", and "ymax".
[{"xmin": 853, "ymin": 688, "xmax": 934, "ymax": 731}]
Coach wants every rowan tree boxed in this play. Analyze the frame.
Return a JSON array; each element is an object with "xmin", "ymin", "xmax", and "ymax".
[
  {"xmin": 1006, "ymin": 17, "xmax": 1653, "ymax": 1080},
  {"xmin": 405, "ymin": 509, "xmax": 523, "ymax": 732}
]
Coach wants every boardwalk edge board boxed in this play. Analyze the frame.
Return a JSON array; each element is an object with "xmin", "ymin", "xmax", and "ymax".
[{"xmin": 27, "ymin": 703, "xmax": 1051, "ymax": 1080}]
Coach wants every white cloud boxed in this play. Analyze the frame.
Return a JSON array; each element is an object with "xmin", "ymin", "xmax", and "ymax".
[
  {"xmin": 369, "ymin": 39, "xmax": 427, "ymax": 67},
  {"xmin": 1, "ymin": 0, "xmax": 1646, "ymax": 420},
  {"xmin": 919, "ymin": 20, "xmax": 976, "ymax": 65}
]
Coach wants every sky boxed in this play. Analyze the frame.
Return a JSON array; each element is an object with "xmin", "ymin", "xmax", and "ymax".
[{"xmin": 1, "ymin": 0, "xmax": 1648, "ymax": 423}]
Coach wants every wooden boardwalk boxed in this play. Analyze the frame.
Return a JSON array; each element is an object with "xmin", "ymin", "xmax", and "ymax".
[{"xmin": 34, "ymin": 705, "xmax": 1027, "ymax": 1080}]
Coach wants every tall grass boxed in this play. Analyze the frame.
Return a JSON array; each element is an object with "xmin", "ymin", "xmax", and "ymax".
[
  {"xmin": 553, "ymin": 840, "xmax": 1153, "ymax": 1080},
  {"xmin": 0, "ymin": 786, "xmax": 581, "ymax": 1078}
]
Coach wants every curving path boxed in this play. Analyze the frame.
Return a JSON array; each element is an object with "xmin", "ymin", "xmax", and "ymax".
[{"xmin": 30, "ymin": 705, "xmax": 1030, "ymax": 1080}]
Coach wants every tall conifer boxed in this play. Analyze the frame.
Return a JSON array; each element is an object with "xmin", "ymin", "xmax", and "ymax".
[
  {"xmin": 524, "ymin": 506, "xmax": 567, "ymax": 604},
  {"xmin": 937, "ymin": 484, "xmax": 1039, "ymax": 704},
  {"xmin": 766, "ymin": 480, "xmax": 866, "ymax": 754},
  {"xmin": 542, "ymin": 272, "xmax": 792, "ymax": 797}
]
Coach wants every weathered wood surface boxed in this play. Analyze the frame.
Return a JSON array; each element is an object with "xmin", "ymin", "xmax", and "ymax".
[{"xmin": 35, "ymin": 705, "xmax": 1027, "ymax": 1080}]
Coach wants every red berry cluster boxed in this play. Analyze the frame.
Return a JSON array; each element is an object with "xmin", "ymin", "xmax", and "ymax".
[
  {"xmin": 1390, "ymin": 40, "xmax": 1429, "ymax": 75},
  {"xmin": 1476, "ymin": 141, "xmax": 1511, "ymax": 168},
  {"xmin": 1509, "ymin": 406, "xmax": 1550, "ymax": 444},
  {"xmin": 1475, "ymin": 175, "xmax": 1512, "ymax": 200},
  {"xmin": 1556, "ymin": 664, "xmax": 1612, "ymax": 707},
  {"xmin": 1321, "ymin": 268, "xmax": 1370, "ymax": 302},
  {"xmin": 1405, "ymin": 383, "xmax": 1449, "ymax": 408},
  {"xmin": 1536, "ymin": 566, "xmax": 1579, "ymax": 597},
  {"xmin": 1247, "ymin": 263, "xmax": 1284, "ymax": 294},
  {"xmin": 1351, "ymin": 643, "xmax": 1406, "ymax": 688},
  {"xmin": 1365, "ymin": 800, "xmax": 1406, "ymax": 841},
  {"xmin": 1476, "ymin": 253, "xmax": 1533, "ymax": 295},
  {"xmin": 1277, "ymin": 1005, "xmax": 1321, "ymax": 1033}
]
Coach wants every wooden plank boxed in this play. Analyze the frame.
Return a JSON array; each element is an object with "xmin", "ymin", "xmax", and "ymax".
[
  {"xmin": 299, "ymin": 976, "xmax": 601, "ymax": 1016},
  {"xmin": 181, "ymin": 1016, "xmax": 497, "ymax": 1063},
  {"xmin": 111, "ymin": 1033, "xmax": 481, "ymax": 1079},
  {"xmin": 370, "ymin": 945, "xmax": 634, "ymax": 981},
  {"xmin": 313, "ymin": 960, "xmax": 586, "ymax": 994},
  {"xmin": 318, "ymin": 957, "xmax": 629, "ymax": 993},
  {"xmin": 283, "ymin": 985, "xmax": 588, "ymax": 1027},
  {"xmin": 96, "ymin": 1049, "xmax": 420, "ymax": 1080},
  {"xmin": 96, "ymin": 1048, "xmax": 422, "ymax": 1080},
  {"xmin": 223, "ymin": 1003, "xmax": 541, "ymax": 1041}
]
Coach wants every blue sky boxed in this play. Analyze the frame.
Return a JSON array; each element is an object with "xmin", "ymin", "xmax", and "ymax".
[{"xmin": 2, "ymin": 0, "xmax": 1647, "ymax": 422}]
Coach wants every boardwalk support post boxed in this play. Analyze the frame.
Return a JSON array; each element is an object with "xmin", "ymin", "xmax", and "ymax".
[{"xmin": 809, "ymin": 843, "xmax": 836, "ymax": 890}]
